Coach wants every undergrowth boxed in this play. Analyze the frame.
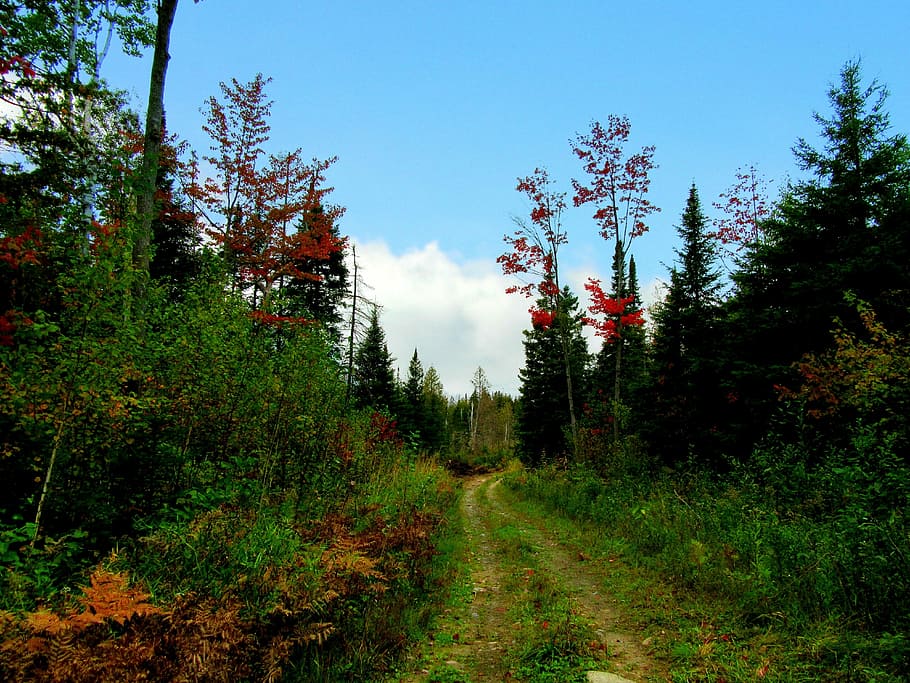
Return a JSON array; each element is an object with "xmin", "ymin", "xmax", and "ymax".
[
  {"xmin": 0, "ymin": 458, "xmax": 460, "ymax": 682},
  {"xmin": 502, "ymin": 460, "xmax": 910, "ymax": 682}
]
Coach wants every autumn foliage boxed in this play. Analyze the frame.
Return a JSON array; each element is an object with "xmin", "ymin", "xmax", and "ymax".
[
  {"xmin": 0, "ymin": 469, "xmax": 454, "ymax": 682},
  {"xmin": 571, "ymin": 115, "xmax": 659, "ymax": 244},
  {"xmin": 183, "ymin": 74, "xmax": 346, "ymax": 322},
  {"xmin": 582, "ymin": 279, "xmax": 645, "ymax": 341},
  {"xmin": 778, "ymin": 297, "xmax": 910, "ymax": 422},
  {"xmin": 711, "ymin": 164, "xmax": 772, "ymax": 248},
  {"xmin": 498, "ymin": 167, "xmax": 567, "ymax": 306}
]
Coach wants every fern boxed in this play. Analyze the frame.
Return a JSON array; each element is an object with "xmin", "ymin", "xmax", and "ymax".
[{"xmin": 71, "ymin": 567, "xmax": 161, "ymax": 628}]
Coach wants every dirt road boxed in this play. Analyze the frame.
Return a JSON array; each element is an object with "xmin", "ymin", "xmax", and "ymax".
[{"xmin": 393, "ymin": 474, "xmax": 668, "ymax": 682}]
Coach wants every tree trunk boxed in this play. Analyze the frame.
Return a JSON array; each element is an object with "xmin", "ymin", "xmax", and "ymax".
[
  {"xmin": 552, "ymin": 274, "xmax": 577, "ymax": 457},
  {"xmin": 612, "ymin": 260, "xmax": 626, "ymax": 442},
  {"xmin": 345, "ymin": 245, "xmax": 358, "ymax": 405},
  {"xmin": 561, "ymin": 330, "xmax": 578, "ymax": 453},
  {"xmin": 134, "ymin": 0, "xmax": 180, "ymax": 271}
]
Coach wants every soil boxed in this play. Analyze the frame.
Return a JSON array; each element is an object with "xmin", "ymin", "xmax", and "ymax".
[{"xmin": 392, "ymin": 473, "xmax": 670, "ymax": 682}]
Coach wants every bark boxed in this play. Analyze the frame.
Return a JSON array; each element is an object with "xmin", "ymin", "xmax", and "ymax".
[
  {"xmin": 134, "ymin": 0, "xmax": 180, "ymax": 271},
  {"xmin": 346, "ymin": 245, "xmax": 358, "ymax": 405}
]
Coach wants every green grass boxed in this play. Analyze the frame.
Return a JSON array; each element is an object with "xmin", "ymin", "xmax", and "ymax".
[
  {"xmin": 499, "ymin": 464, "xmax": 909, "ymax": 682},
  {"xmin": 502, "ymin": 566, "xmax": 605, "ymax": 683}
]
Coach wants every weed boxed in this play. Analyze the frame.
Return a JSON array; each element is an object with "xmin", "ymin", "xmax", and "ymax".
[
  {"xmin": 501, "ymin": 462, "xmax": 910, "ymax": 681},
  {"xmin": 427, "ymin": 662, "xmax": 472, "ymax": 682}
]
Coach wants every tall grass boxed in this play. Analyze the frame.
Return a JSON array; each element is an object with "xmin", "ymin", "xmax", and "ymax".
[{"xmin": 502, "ymin": 449, "xmax": 910, "ymax": 679}]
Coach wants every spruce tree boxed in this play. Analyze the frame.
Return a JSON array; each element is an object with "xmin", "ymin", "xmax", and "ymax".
[
  {"xmin": 724, "ymin": 61, "xmax": 910, "ymax": 457},
  {"xmin": 282, "ymin": 220, "xmax": 349, "ymax": 347},
  {"xmin": 421, "ymin": 367, "xmax": 449, "ymax": 453},
  {"xmin": 647, "ymin": 184, "xmax": 725, "ymax": 465},
  {"xmin": 516, "ymin": 287, "xmax": 589, "ymax": 466},
  {"xmin": 352, "ymin": 308, "xmax": 397, "ymax": 412},
  {"xmin": 397, "ymin": 349, "xmax": 426, "ymax": 445},
  {"xmin": 590, "ymin": 250, "xmax": 649, "ymax": 428},
  {"xmin": 149, "ymin": 157, "xmax": 202, "ymax": 298}
]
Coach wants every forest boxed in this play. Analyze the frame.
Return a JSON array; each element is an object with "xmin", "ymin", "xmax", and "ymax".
[{"xmin": 1, "ymin": 2, "xmax": 909, "ymax": 682}]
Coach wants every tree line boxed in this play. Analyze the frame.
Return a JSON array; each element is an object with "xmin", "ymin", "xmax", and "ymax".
[
  {"xmin": 508, "ymin": 61, "xmax": 910, "ymax": 482},
  {"xmin": 506, "ymin": 60, "xmax": 910, "ymax": 637},
  {"xmin": 2, "ymin": 0, "xmax": 909, "ymax": 674},
  {"xmin": 0, "ymin": 4, "xmax": 508, "ymax": 678}
]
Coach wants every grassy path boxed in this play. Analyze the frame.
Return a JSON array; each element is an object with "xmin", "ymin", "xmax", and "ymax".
[{"xmin": 392, "ymin": 474, "xmax": 670, "ymax": 682}]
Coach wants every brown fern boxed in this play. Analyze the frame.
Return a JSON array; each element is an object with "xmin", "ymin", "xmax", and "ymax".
[{"xmin": 71, "ymin": 567, "xmax": 161, "ymax": 629}]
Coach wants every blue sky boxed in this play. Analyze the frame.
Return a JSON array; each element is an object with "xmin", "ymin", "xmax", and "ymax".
[{"xmin": 104, "ymin": 1, "xmax": 910, "ymax": 396}]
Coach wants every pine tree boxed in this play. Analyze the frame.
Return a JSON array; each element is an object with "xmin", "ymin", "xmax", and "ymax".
[
  {"xmin": 421, "ymin": 366, "xmax": 449, "ymax": 453},
  {"xmin": 352, "ymin": 308, "xmax": 396, "ymax": 412},
  {"xmin": 397, "ymin": 349, "xmax": 426, "ymax": 445},
  {"xmin": 725, "ymin": 61, "xmax": 910, "ymax": 457},
  {"xmin": 647, "ymin": 184, "xmax": 725, "ymax": 464},
  {"xmin": 516, "ymin": 287, "xmax": 589, "ymax": 466}
]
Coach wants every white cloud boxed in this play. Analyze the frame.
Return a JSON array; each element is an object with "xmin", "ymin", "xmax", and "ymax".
[
  {"xmin": 349, "ymin": 240, "xmax": 671, "ymax": 398},
  {"xmin": 352, "ymin": 239, "xmax": 529, "ymax": 397}
]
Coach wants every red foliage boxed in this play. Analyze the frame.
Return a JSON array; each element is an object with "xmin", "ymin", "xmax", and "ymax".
[
  {"xmin": 571, "ymin": 116, "xmax": 659, "ymax": 243},
  {"xmin": 0, "ymin": 54, "xmax": 36, "ymax": 79},
  {"xmin": 183, "ymin": 75, "xmax": 346, "ymax": 325},
  {"xmin": 366, "ymin": 412, "xmax": 402, "ymax": 451},
  {"xmin": 583, "ymin": 278, "xmax": 644, "ymax": 342},
  {"xmin": 0, "ymin": 226, "xmax": 42, "ymax": 270},
  {"xmin": 248, "ymin": 310, "xmax": 312, "ymax": 328},
  {"xmin": 498, "ymin": 168, "xmax": 570, "ymax": 327},
  {"xmin": 0, "ymin": 227, "xmax": 43, "ymax": 345},
  {"xmin": 711, "ymin": 165, "xmax": 771, "ymax": 248},
  {"xmin": 529, "ymin": 307, "xmax": 556, "ymax": 330},
  {"xmin": 0, "ymin": 311, "xmax": 17, "ymax": 346}
]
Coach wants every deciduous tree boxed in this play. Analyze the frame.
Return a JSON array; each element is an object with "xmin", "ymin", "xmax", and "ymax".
[
  {"xmin": 498, "ymin": 168, "xmax": 579, "ymax": 450},
  {"xmin": 571, "ymin": 116, "xmax": 658, "ymax": 437},
  {"xmin": 711, "ymin": 164, "xmax": 772, "ymax": 255},
  {"xmin": 185, "ymin": 75, "xmax": 345, "ymax": 321}
]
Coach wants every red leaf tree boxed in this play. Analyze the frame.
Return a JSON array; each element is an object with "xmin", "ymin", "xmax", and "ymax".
[
  {"xmin": 183, "ymin": 74, "xmax": 345, "ymax": 323},
  {"xmin": 571, "ymin": 116, "xmax": 657, "ymax": 436},
  {"xmin": 711, "ymin": 164, "xmax": 772, "ymax": 253},
  {"xmin": 497, "ymin": 167, "xmax": 579, "ymax": 450}
]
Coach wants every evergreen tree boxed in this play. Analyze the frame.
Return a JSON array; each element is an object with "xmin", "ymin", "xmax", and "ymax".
[
  {"xmin": 516, "ymin": 287, "xmax": 589, "ymax": 466},
  {"xmin": 589, "ymin": 250, "xmax": 649, "ymax": 429},
  {"xmin": 421, "ymin": 366, "xmax": 449, "ymax": 453},
  {"xmin": 148, "ymin": 152, "xmax": 202, "ymax": 298},
  {"xmin": 647, "ymin": 184, "xmax": 725, "ymax": 465},
  {"xmin": 724, "ymin": 61, "xmax": 910, "ymax": 457},
  {"xmin": 352, "ymin": 308, "xmax": 396, "ymax": 412},
  {"xmin": 397, "ymin": 349, "xmax": 426, "ymax": 445}
]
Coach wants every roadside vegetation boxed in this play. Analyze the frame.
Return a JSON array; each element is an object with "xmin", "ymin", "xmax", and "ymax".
[
  {"xmin": 502, "ymin": 457, "xmax": 910, "ymax": 682},
  {"xmin": 2, "ymin": 3, "xmax": 909, "ymax": 682}
]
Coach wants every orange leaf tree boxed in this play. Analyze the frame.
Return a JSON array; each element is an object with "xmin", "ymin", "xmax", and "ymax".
[{"xmin": 184, "ymin": 74, "xmax": 345, "ymax": 322}]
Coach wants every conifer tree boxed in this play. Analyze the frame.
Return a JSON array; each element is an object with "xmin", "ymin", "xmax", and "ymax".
[
  {"xmin": 281, "ymin": 220, "xmax": 349, "ymax": 347},
  {"xmin": 590, "ymin": 249, "xmax": 649, "ymax": 429},
  {"xmin": 421, "ymin": 366, "xmax": 449, "ymax": 453},
  {"xmin": 397, "ymin": 349, "xmax": 426, "ymax": 445},
  {"xmin": 352, "ymin": 308, "xmax": 396, "ymax": 412},
  {"xmin": 724, "ymin": 61, "xmax": 910, "ymax": 457},
  {"xmin": 647, "ymin": 184, "xmax": 725, "ymax": 464},
  {"xmin": 516, "ymin": 287, "xmax": 589, "ymax": 466},
  {"xmin": 148, "ymin": 150, "xmax": 202, "ymax": 297}
]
